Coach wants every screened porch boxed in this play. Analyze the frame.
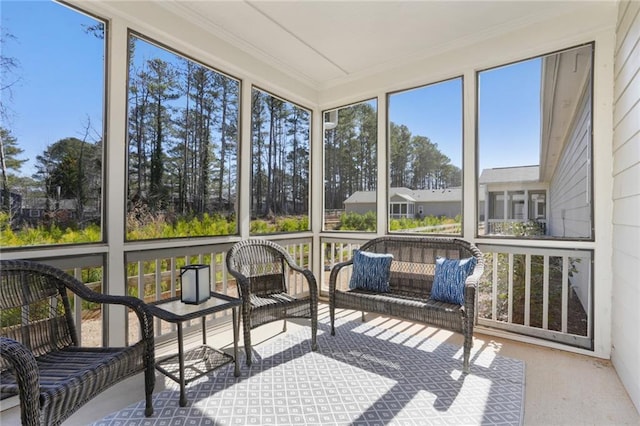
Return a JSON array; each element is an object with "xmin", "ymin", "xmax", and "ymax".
[{"xmin": 0, "ymin": 0, "xmax": 638, "ymax": 423}]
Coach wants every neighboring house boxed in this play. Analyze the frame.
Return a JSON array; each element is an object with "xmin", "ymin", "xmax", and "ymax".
[
  {"xmin": 0, "ymin": 196, "xmax": 91, "ymax": 227},
  {"xmin": 478, "ymin": 165, "xmax": 548, "ymax": 234},
  {"xmin": 19, "ymin": 197, "xmax": 79, "ymax": 225},
  {"xmin": 344, "ymin": 187, "xmax": 467, "ymax": 219}
]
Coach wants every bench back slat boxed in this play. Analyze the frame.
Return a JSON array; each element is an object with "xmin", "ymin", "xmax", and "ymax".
[{"xmin": 359, "ymin": 236, "xmax": 481, "ymax": 297}]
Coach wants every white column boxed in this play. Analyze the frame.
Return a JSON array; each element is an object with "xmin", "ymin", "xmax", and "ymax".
[
  {"xmin": 463, "ymin": 70, "xmax": 477, "ymax": 240},
  {"xmin": 376, "ymin": 94, "xmax": 387, "ymax": 235},
  {"xmin": 503, "ymin": 190, "xmax": 509, "ymax": 220},
  {"xmin": 238, "ymin": 81, "xmax": 253, "ymax": 238},
  {"xmin": 105, "ymin": 18, "xmax": 129, "ymax": 346},
  {"xmin": 311, "ymin": 107, "xmax": 323, "ymax": 282},
  {"xmin": 591, "ymin": 29, "xmax": 615, "ymax": 358}
]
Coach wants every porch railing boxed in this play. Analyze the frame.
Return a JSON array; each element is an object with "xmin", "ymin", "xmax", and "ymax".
[
  {"xmin": 124, "ymin": 237, "xmax": 313, "ymax": 344},
  {"xmin": 320, "ymin": 237, "xmax": 593, "ymax": 350},
  {"xmin": 8, "ymin": 236, "xmax": 592, "ymax": 352},
  {"xmin": 476, "ymin": 243, "xmax": 592, "ymax": 349}
]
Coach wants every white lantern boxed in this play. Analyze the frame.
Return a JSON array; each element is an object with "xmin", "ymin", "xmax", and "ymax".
[{"xmin": 180, "ymin": 264, "xmax": 210, "ymax": 304}]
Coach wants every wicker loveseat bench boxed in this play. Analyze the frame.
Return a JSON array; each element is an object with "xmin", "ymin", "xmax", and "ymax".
[
  {"xmin": 0, "ymin": 260, "xmax": 156, "ymax": 426},
  {"xmin": 329, "ymin": 236, "xmax": 484, "ymax": 372}
]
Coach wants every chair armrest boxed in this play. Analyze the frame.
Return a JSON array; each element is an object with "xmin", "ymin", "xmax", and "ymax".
[
  {"xmin": 226, "ymin": 269, "xmax": 252, "ymax": 300},
  {"xmin": 283, "ymin": 259, "xmax": 318, "ymax": 298},
  {"xmin": 82, "ymin": 291, "xmax": 155, "ymax": 363},
  {"xmin": 0, "ymin": 337, "xmax": 41, "ymax": 426},
  {"xmin": 82, "ymin": 293, "xmax": 154, "ymax": 343},
  {"xmin": 48, "ymin": 266, "xmax": 155, "ymax": 346},
  {"xmin": 297, "ymin": 267, "xmax": 319, "ymax": 303}
]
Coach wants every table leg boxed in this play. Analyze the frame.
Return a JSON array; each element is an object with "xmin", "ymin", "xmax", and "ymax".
[
  {"xmin": 202, "ymin": 316, "xmax": 207, "ymax": 345},
  {"xmin": 233, "ymin": 306, "xmax": 240, "ymax": 377},
  {"xmin": 177, "ymin": 324, "xmax": 188, "ymax": 407}
]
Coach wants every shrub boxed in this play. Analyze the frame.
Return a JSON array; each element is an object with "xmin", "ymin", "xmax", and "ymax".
[{"xmin": 339, "ymin": 211, "xmax": 376, "ymax": 231}]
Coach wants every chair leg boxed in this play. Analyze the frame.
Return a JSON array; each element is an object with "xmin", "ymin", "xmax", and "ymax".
[
  {"xmin": 144, "ymin": 389, "xmax": 153, "ymax": 417},
  {"xmin": 330, "ymin": 304, "xmax": 336, "ymax": 336},
  {"xmin": 361, "ymin": 311, "xmax": 366, "ymax": 322},
  {"xmin": 463, "ymin": 333, "xmax": 472, "ymax": 374},
  {"xmin": 282, "ymin": 318, "xmax": 287, "ymax": 332},
  {"xmin": 144, "ymin": 362, "xmax": 155, "ymax": 417},
  {"xmin": 243, "ymin": 318, "xmax": 252, "ymax": 366},
  {"xmin": 311, "ymin": 312, "xmax": 318, "ymax": 351}
]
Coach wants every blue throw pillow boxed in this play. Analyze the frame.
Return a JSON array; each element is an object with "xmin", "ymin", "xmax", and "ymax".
[
  {"xmin": 430, "ymin": 256, "xmax": 477, "ymax": 305},
  {"xmin": 349, "ymin": 249, "xmax": 394, "ymax": 292}
]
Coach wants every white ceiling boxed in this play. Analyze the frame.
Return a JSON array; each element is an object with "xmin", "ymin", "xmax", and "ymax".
[{"xmin": 155, "ymin": 0, "xmax": 588, "ymax": 90}]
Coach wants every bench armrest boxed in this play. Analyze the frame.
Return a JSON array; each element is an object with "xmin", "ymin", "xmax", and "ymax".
[
  {"xmin": 463, "ymin": 254, "xmax": 485, "ymax": 314},
  {"xmin": 328, "ymin": 260, "xmax": 353, "ymax": 295}
]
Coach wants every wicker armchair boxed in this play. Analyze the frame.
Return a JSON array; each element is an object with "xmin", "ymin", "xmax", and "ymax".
[
  {"xmin": 0, "ymin": 260, "xmax": 155, "ymax": 426},
  {"xmin": 226, "ymin": 239, "xmax": 318, "ymax": 365}
]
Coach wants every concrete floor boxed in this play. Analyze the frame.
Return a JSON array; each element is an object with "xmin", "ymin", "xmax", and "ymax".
[{"xmin": 2, "ymin": 304, "xmax": 638, "ymax": 425}]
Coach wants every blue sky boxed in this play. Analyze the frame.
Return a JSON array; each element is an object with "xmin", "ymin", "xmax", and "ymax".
[
  {"xmin": 388, "ymin": 78, "xmax": 464, "ymax": 168},
  {"xmin": 388, "ymin": 61, "xmax": 541, "ymax": 171},
  {"xmin": 2, "ymin": 0, "xmax": 105, "ymax": 177},
  {"xmin": 2, "ymin": 0, "xmax": 542, "ymax": 178}
]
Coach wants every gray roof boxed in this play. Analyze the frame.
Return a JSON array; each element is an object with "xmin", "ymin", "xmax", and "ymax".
[
  {"xmin": 478, "ymin": 165, "xmax": 540, "ymax": 184},
  {"xmin": 397, "ymin": 187, "xmax": 463, "ymax": 202},
  {"xmin": 344, "ymin": 191, "xmax": 376, "ymax": 204},
  {"xmin": 345, "ymin": 187, "xmax": 465, "ymax": 204}
]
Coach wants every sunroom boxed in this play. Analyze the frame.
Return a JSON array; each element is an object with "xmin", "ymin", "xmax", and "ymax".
[{"xmin": 1, "ymin": 0, "xmax": 638, "ymax": 424}]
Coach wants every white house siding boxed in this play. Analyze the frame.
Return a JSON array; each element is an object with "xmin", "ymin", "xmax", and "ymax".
[
  {"xmin": 420, "ymin": 201, "xmax": 461, "ymax": 218},
  {"xmin": 546, "ymin": 78, "xmax": 593, "ymax": 309},
  {"xmin": 612, "ymin": 0, "xmax": 640, "ymax": 414},
  {"xmin": 547, "ymin": 84, "xmax": 592, "ymax": 240},
  {"xmin": 345, "ymin": 202, "xmax": 376, "ymax": 216}
]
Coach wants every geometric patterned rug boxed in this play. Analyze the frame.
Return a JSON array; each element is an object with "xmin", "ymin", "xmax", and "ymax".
[{"xmin": 93, "ymin": 318, "xmax": 525, "ymax": 425}]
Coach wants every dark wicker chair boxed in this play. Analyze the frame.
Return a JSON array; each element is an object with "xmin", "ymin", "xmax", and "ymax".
[
  {"xmin": 226, "ymin": 239, "xmax": 318, "ymax": 365},
  {"xmin": 0, "ymin": 260, "xmax": 155, "ymax": 426},
  {"xmin": 329, "ymin": 236, "xmax": 484, "ymax": 373}
]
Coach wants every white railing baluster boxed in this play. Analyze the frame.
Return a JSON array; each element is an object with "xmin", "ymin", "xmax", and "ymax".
[
  {"xmin": 73, "ymin": 268, "xmax": 83, "ymax": 344},
  {"xmin": 211, "ymin": 251, "xmax": 218, "ymax": 321},
  {"xmin": 329, "ymin": 242, "xmax": 335, "ymax": 267},
  {"xmin": 293, "ymin": 244, "xmax": 299, "ymax": 295},
  {"xmin": 543, "ymin": 255, "xmax": 550, "ymax": 330},
  {"xmin": 299, "ymin": 243, "xmax": 304, "ymax": 295},
  {"xmin": 562, "ymin": 256, "xmax": 569, "ymax": 333},
  {"xmin": 137, "ymin": 260, "xmax": 150, "ymax": 338},
  {"xmin": 155, "ymin": 258, "xmax": 162, "ymax": 300},
  {"xmin": 524, "ymin": 254, "xmax": 531, "ymax": 327},
  {"xmin": 508, "ymin": 253, "xmax": 514, "ymax": 323},
  {"xmin": 492, "ymin": 253, "xmax": 498, "ymax": 320},
  {"xmin": 221, "ymin": 251, "xmax": 229, "ymax": 295},
  {"xmin": 170, "ymin": 257, "xmax": 177, "ymax": 333},
  {"xmin": 170, "ymin": 257, "xmax": 177, "ymax": 298},
  {"xmin": 586, "ymin": 261, "xmax": 593, "ymax": 338}
]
